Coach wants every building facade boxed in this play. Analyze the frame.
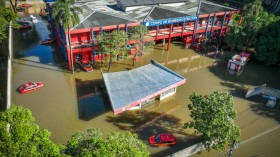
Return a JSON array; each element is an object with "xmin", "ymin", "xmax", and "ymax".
[{"xmin": 45, "ymin": 0, "xmax": 237, "ymax": 70}]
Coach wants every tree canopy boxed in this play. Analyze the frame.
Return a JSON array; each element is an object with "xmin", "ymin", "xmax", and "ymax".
[
  {"xmin": 0, "ymin": 105, "xmax": 61, "ymax": 156},
  {"xmin": 64, "ymin": 128, "xmax": 149, "ymax": 157},
  {"xmin": 255, "ymin": 21, "xmax": 280, "ymax": 65},
  {"xmin": 184, "ymin": 91, "xmax": 240, "ymax": 151},
  {"xmin": 96, "ymin": 30, "xmax": 129, "ymax": 71},
  {"xmin": 224, "ymin": 0, "xmax": 280, "ymax": 55},
  {"xmin": 0, "ymin": 6, "xmax": 18, "ymax": 45},
  {"xmin": 224, "ymin": 23, "xmax": 244, "ymax": 53},
  {"xmin": 51, "ymin": 0, "xmax": 83, "ymax": 30},
  {"xmin": 128, "ymin": 25, "xmax": 155, "ymax": 66}
]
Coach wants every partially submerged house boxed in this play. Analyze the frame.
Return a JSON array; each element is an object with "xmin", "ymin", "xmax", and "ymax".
[{"xmin": 102, "ymin": 60, "xmax": 186, "ymax": 114}]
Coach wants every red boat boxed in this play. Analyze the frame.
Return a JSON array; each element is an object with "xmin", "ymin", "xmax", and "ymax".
[
  {"xmin": 17, "ymin": 25, "xmax": 32, "ymax": 31},
  {"xmin": 18, "ymin": 3, "xmax": 32, "ymax": 9},
  {"xmin": 78, "ymin": 60, "xmax": 93, "ymax": 72},
  {"xmin": 18, "ymin": 82, "xmax": 44, "ymax": 94},
  {"xmin": 40, "ymin": 39, "xmax": 55, "ymax": 45},
  {"xmin": 148, "ymin": 133, "xmax": 176, "ymax": 146}
]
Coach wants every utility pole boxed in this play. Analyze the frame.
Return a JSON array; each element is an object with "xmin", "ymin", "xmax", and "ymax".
[
  {"xmin": 228, "ymin": 140, "xmax": 237, "ymax": 157},
  {"xmin": 7, "ymin": 22, "xmax": 12, "ymax": 110},
  {"xmin": 6, "ymin": 21, "xmax": 13, "ymax": 131}
]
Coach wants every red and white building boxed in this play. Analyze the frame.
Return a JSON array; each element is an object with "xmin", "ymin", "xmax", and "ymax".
[{"xmin": 45, "ymin": 0, "xmax": 237, "ymax": 70}]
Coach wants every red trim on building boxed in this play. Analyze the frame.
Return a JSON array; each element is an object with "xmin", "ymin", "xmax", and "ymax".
[{"xmin": 57, "ymin": 11, "xmax": 235, "ymax": 70}]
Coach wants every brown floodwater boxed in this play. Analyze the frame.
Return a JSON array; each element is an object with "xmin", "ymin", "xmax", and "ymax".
[{"xmin": 11, "ymin": 8, "xmax": 280, "ymax": 157}]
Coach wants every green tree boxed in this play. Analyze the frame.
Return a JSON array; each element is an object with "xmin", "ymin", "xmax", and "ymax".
[
  {"xmin": 183, "ymin": 91, "xmax": 240, "ymax": 151},
  {"xmin": 0, "ymin": 0, "xmax": 5, "ymax": 7},
  {"xmin": 0, "ymin": 105, "xmax": 61, "ymax": 156},
  {"xmin": 239, "ymin": 0, "xmax": 279, "ymax": 51},
  {"xmin": 240, "ymin": 0, "xmax": 264, "ymax": 51},
  {"xmin": 226, "ymin": 0, "xmax": 279, "ymax": 52},
  {"xmin": 64, "ymin": 128, "xmax": 149, "ymax": 157},
  {"xmin": 128, "ymin": 25, "xmax": 155, "ymax": 66},
  {"xmin": 255, "ymin": 21, "xmax": 280, "ymax": 65},
  {"xmin": 52, "ymin": 0, "xmax": 83, "ymax": 73},
  {"xmin": 242, "ymin": 0, "xmax": 263, "ymax": 17},
  {"xmin": 96, "ymin": 30, "xmax": 129, "ymax": 71},
  {"xmin": 0, "ymin": 6, "xmax": 18, "ymax": 46},
  {"xmin": 224, "ymin": 23, "xmax": 244, "ymax": 53}
]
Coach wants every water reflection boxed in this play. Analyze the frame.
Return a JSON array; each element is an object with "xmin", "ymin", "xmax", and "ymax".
[
  {"xmin": 13, "ymin": 15, "xmax": 66, "ymax": 69},
  {"xmin": 76, "ymin": 79, "xmax": 111, "ymax": 120}
]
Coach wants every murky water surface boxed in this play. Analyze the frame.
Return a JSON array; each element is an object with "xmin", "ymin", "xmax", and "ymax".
[{"xmin": 11, "ymin": 8, "xmax": 280, "ymax": 157}]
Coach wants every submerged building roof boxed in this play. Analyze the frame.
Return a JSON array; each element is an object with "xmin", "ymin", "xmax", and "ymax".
[{"xmin": 102, "ymin": 60, "xmax": 186, "ymax": 115}]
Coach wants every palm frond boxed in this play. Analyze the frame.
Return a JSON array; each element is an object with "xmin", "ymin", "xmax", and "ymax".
[{"xmin": 51, "ymin": 0, "xmax": 83, "ymax": 30}]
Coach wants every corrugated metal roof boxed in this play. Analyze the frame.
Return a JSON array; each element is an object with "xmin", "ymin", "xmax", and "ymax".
[
  {"xmin": 102, "ymin": 60, "xmax": 186, "ymax": 113},
  {"xmin": 246, "ymin": 84, "xmax": 280, "ymax": 99},
  {"xmin": 71, "ymin": 0, "xmax": 235, "ymax": 29},
  {"xmin": 199, "ymin": 2, "xmax": 235, "ymax": 14},
  {"xmin": 148, "ymin": 6, "xmax": 189, "ymax": 20},
  {"xmin": 75, "ymin": 12, "xmax": 136, "ymax": 29},
  {"xmin": 117, "ymin": 0, "xmax": 190, "ymax": 7}
]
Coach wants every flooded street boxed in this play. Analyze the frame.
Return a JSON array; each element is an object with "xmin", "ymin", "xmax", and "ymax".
[{"xmin": 11, "ymin": 8, "xmax": 280, "ymax": 157}]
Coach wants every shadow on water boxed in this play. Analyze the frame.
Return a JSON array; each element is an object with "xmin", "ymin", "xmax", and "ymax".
[
  {"xmin": 76, "ymin": 79, "xmax": 111, "ymax": 120},
  {"xmin": 13, "ymin": 58, "xmax": 69, "ymax": 73},
  {"xmin": 208, "ymin": 59, "xmax": 280, "ymax": 123},
  {"xmin": 207, "ymin": 60, "xmax": 280, "ymax": 98},
  {"xmin": 209, "ymin": 59, "xmax": 280, "ymax": 88},
  {"xmin": 220, "ymin": 81, "xmax": 248, "ymax": 98},
  {"xmin": 106, "ymin": 110, "xmax": 202, "ymax": 157},
  {"xmin": 172, "ymin": 40, "xmax": 187, "ymax": 50}
]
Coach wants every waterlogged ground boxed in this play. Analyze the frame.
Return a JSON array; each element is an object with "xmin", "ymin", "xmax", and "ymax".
[{"xmin": 10, "ymin": 5, "xmax": 280, "ymax": 157}]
